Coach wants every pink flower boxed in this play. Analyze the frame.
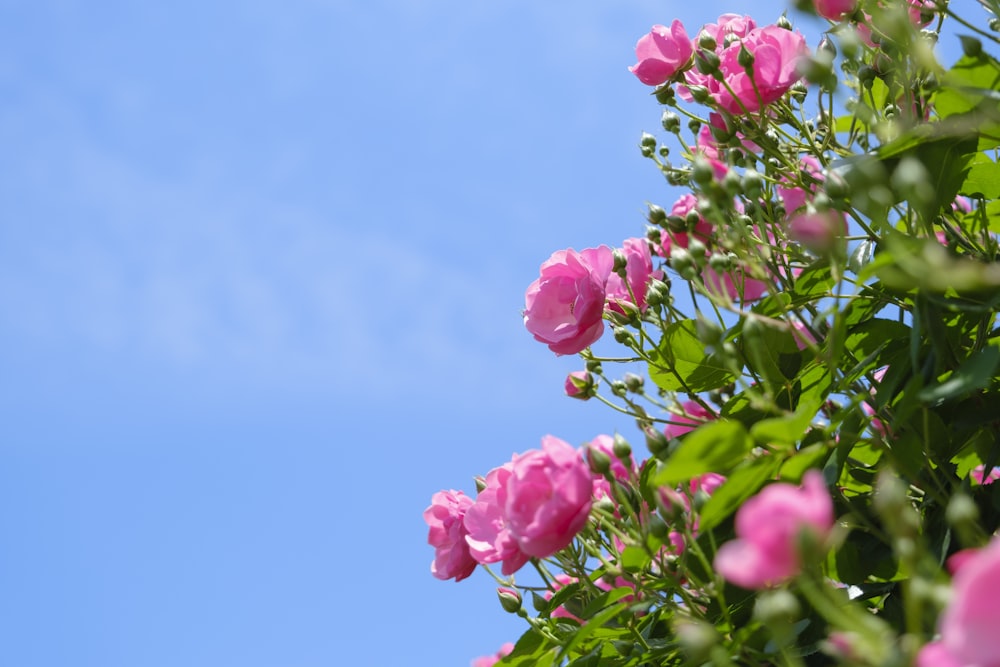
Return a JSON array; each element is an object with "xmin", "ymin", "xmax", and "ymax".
[
  {"xmin": 659, "ymin": 194, "xmax": 715, "ymax": 259},
  {"xmin": 777, "ymin": 156, "xmax": 824, "ymax": 215},
  {"xmin": 524, "ymin": 246, "xmax": 614, "ymax": 355},
  {"xmin": 711, "ymin": 25, "xmax": 808, "ymax": 113},
  {"xmin": 714, "ymin": 470, "xmax": 834, "ymax": 588},
  {"xmin": 813, "ymin": 0, "xmax": 857, "ymax": 20},
  {"xmin": 918, "ymin": 537, "xmax": 1000, "ymax": 667},
  {"xmin": 463, "ymin": 463, "xmax": 531, "ymax": 576},
  {"xmin": 629, "ymin": 20, "xmax": 694, "ymax": 86},
  {"xmin": 424, "ymin": 490, "xmax": 478, "ymax": 582},
  {"xmin": 787, "ymin": 210, "xmax": 847, "ymax": 254},
  {"xmin": 972, "ymin": 464, "xmax": 1000, "ymax": 486},
  {"xmin": 664, "ymin": 400, "xmax": 717, "ymax": 440},
  {"xmin": 587, "ymin": 433, "xmax": 638, "ymax": 502},
  {"xmin": 471, "ymin": 642, "xmax": 515, "ymax": 667},
  {"xmin": 564, "ymin": 370, "xmax": 597, "ymax": 400},
  {"xmin": 702, "ymin": 264, "xmax": 770, "ymax": 302},
  {"xmin": 506, "ymin": 436, "xmax": 594, "ymax": 558},
  {"xmin": 606, "ymin": 238, "xmax": 661, "ymax": 313}
]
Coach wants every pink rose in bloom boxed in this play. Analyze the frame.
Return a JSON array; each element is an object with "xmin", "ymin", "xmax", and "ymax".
[
  {"xmin": 606, "ymin": 238, "xmax": 661, "ymax": 313},
  {"xmin": 702, "ymin": 264, "xmax": 770, "ymax": 302},
  {"xmin": 813, "ymin": 0, "xmax": 857, "ymax": 20},
  {"xmin": 629, "ymin": 20, "xmax": 694, "ymax": 86},
  {"xmin": 711, "ymin": 25, "xmax": 808, "ymax": 114},
  {"xmin": 917, "ymin": 537, "xmax": 1000, "ymax": 667},
  {"xmin": 682, "ymin": 14, "xmax": 757, "ymax": 97},
  {"xmin": 714, "ymin": 470, "xmax": 834, "ymax": 588},
  {"xmin": 524, "ymin": 246, "xmax": 614, "ymax": 355},
  {"xmin": 424, "ymin": 490, "xmax": 478, "ymax": 582},
  {"xmin": 664, "ymin": 400, "xmax": 717, "ymax": 440},
  {"xmin": 506, "ymin": 436, "xmax": 594, "ymax": 558},
  {"xmin": 470, "ymin": 642, "xmax": 515, "ymax": 667},
  {"xmin": 463, "ymin": 463, "xmax": 531, "ymax": 576},
  {"xmin": 660, "ymin": 194, "xmax": 714, "ymax": 258}
]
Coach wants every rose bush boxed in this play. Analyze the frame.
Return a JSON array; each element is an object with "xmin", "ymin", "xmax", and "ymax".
[{"xmin": 426, "ymin": 2, "xmax": 1000, "ymax": 664}]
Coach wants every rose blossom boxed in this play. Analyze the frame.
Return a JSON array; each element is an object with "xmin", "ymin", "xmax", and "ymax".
[
  {"xmin": 710, "ymin": 25, "xmax": 808, "ymax": 114},
  {"xmin": 606, "ymin": 237, "xmax": 661, "ymax": 313},
  {"xmin": 813, "ymin": 0, "xmax": 857, "ymax": 20},
  {"xmin": 629, "ymin": 20, "xmax": 694, "ymax": 86},
  {"xmin": 463, "ymin": 463, "xmax": 531, "ymax": 576},
  {"xmin": 787, "ymin": 210, "xmax": 848, "ymax": 254},
  {"xmin": 714, "ymin": 470, "xmax": 834, "ymax": 588},
  {"xmin": 917, "ymin": 537, "xmax": 1000, "ymax": 667},
  {"xmin": 424, "ymin": 489, "xmax": 478, "ymax": 582},
  {"xmin": 506, "ymin": 435, "xmax": 594, "ymax": 558},
  {"xmin": 471, "ymin": 642, "xmax": 515, "ymax": 667},
  {"xmin": 681, "ymin": 14, "xmax": 757, "ymax": 100},
  {"xmin": 971, "ymin": 464, "xmax": 1000, "ymax": 486},
  {"xmin": 564, "ymin": 370, "xmax": 597, "ymax": 400},
  {"xmin": 664, "ymin": 400, "xmax": 717, "ymax": 440},
  {"xmin": 524, "ymin": 246, "xmax": 614, "ymax": 355},
  {"xmin": 660, "ymin": 193, "xmax": 714, "ymax": 258},
  {"xmin": 777, "ymin": 156, "xmax": 824, "ymax": 215}
]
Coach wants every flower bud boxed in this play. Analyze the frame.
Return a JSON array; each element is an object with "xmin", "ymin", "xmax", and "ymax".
[
  {"xmin": 587, "ymin": 446, "xmax": 612, "ymax": 475},
  {"xmin": 661, "ymin": 111, "xmax": 681, "ymax": 133},
  {"xmin": 564, "ymin": 370, "xmax": 597, "ymax": 400},
  {"xmin": 610, "ymin": 379, "xmax": 628, "ymax": 397},
  {"xmin": 497, "ymin": 587, "xmax": 522, "ymax": 614},
  {"xmin": 645, "ymin": 426, "xmax": 669, "ymax": 456},
  {"xmin": 624, "ymin": 372, "xmax": 645, "ymax": 392},
  {"xmin": 697, "ymin": 31, "xmax": 717, "ymax": 51},
  {"xmin": 695, "ymin": 49, "xmax": 720, "ymax": 75},
  {"xmin": 738, "ymin": 43, "xmax": 755, "ymax": 69},
  {"xmin": 691, "ymin": 156, "xmax": 715, "ymax": 186},
  {"xmin": 776, "ymin": 13, "xmax": 793, "ymax": 30},
  {"xmin": 612, "ymin": 434, "xmax": 632, "ymax": 461},
  {"xmin": 818, "ymin": 35, "xmax": 837, "ymax": 58},
  {"xmin": 585, "ymin": 358, "xmax": 603, "ymax": 373},
  {"xmin": 687, "ymin": 85, "xmax": 710, "ymax": 104},
  {"xmin": 647, "ymin": 203, "xmax": 667, "ymax": 226},
  {"xmin": 655, "ymin": 85, "xmax": 676, "ymax": 105}
]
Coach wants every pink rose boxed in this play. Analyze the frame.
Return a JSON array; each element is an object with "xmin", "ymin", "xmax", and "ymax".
[
  {"xmin": 711, "ymin": 25, "xmax": 808, "ymax": 113},
  {"xmin": 787, "ymin": 210, "xmax": 848, "ymax": 254},
  {"xmin": 660, "ymin": 194, "xmax": 714, "ymax": 258},
  {"xmin": 919, "ymin": 537, "xmax": 1000, "ymax": 667},
  {"xmin": 463, "ymin": 463, "xmax": 531, "ymax": 576},
  {"xmin": 813, "ymin": 0, "xmax": 857, "ymax": 20},
  {"xmin": 777, "ymin": 156, "xmax": 824, "ymax": 215},
  {"xmin": 506, "ymin": 436, "xmax": 594, "ymax": 558},
  {"xmin": 714, "ymin": 470, "xmax": 834, "ymax": 588},
  {"xmin": 606, "ymin": 238, "xmax": 661, "ymax": 313},
  {"xmin": 664, "ymin": 400, "xmax": 717, "ymax": 440},
  {"xmin": 424, "ymin": 490, "xmax": 478, "ymax": 582},
  {"xmin": 470, "ymin": 642, "xmax": 515, "ymax": 667},
  {"xmin": 629, "ymin": 20, "xmax": 694, "ymax": 86},
  {"xmin": 524, "ymin": 246, "xmax": 614, "ymax": 355}
]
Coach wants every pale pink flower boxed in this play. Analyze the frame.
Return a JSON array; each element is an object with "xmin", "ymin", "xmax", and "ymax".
[
  {"xmin": 777, "ymin": 156, "xmax": 823, "ymax": 215},
  {"xmin": 714, "ymin": 470, "xmax": 834, "ymax": 588},
  {"xmin": 660, "ymin": 194, "xmax": 714, "ymax": 257},
  {"xmin": 918, "ymin": 537, "xmax": 1000, "ymax": 667},
  {"xmin": 524, "ymin": 246, "xmax": 614, "ymax": 355},
  {"xmin": 629, "ymin": 20, "xmax": 694, "ymax": 86},
  {"xmin": 424, "ymin": 490, "xmax": 478, "ymax": 582},
  {"xmin": 506, "ymin": 436, "xmax": 594, "ymax": 558},
  {"xmin": 606, "ymin": 237, "xmax": 661, "ymax": 313},
  {"xmin": 463, "ymin": 463, "xmax": 531, "ymax": 576},
  {"xmin": 471, "ymin": 642, "xmax": 515, "ymax": 667}
]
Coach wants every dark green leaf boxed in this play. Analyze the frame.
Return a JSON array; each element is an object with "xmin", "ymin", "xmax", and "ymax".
[{"xmin": 652, "ymin": 419, "xmax": 752, "ymax": 486}]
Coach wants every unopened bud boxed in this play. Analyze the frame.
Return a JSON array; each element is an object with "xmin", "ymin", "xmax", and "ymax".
[
  {"xmin": 661, "ymin": 111, "xmax": 681, "ymax": 133},
  {"xmin": 612, "ymin": 433, "xmax": 632, "ymax": 461},
  {"xmin": 497, "ymin": 587, "xmax": 522, "ymax": 613},
  {"xmin": 564, "ymin": 370, "xmax": 597, "ymax": 400},
  {"xmin": 645, "ymin": 426, "xmax": 669, "ymax": 456},
  {"xmin": 587, "ymin": 446, "xmax": 612, "ymax": 475},
  {"xmin": 697, "ymin": 31, "xmax": 717, "ymax": 51},
  {"xmin": 738, "ymin": 44, "xmax": 755, "ymax": 69},
  {"xmin": 624, "ymin": 372, "xmax": 645, "ymax": 392}
]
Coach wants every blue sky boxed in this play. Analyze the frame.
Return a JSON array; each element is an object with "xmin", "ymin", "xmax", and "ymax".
[{"xmin": 0, "ymin": 1, "xmax": 893, "ymax": 665}]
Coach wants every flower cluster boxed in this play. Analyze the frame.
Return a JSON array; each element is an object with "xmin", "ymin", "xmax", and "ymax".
[{"xmin": 427, "ymin": 1, "xmax": 1000, "ymax": 665}]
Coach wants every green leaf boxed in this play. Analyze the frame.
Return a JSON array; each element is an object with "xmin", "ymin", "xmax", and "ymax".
[
  {"xmin": 652, "ymin": 419, "xmax": 752, "ymax": 486},
  {"xmin": 619, "ymin": 545, "xmax": 651, "ymax": 573},
  {"xmin": 960, "ymin": 153, "xmax": 1000, "ymax": 199},
  {"xmin": 779, "ymin": 443, "xmax": 833, "ymax": 482},
  {"xmin": 750, "ymin": 396, "xmax": 824, "ymax": 447},
  {"xmin": 741, "ymin": 316, "xmax": 799, "ymax": 393},
  {"xmin": 698, "ymin": 456, "xmax": 782, "ymax": 531},
  {"xmin": 648, "ymin": 319, "xmax": 737, "ymax": 392},
  {"xmin": 918, "ymin": 344, "xmax": 1000, "ymax": 404},
  {"xmin": 556, "ymin": 600, "xmax": 629, "ymax": 663}
]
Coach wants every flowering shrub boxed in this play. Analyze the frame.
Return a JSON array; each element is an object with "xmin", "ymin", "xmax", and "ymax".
[{"xmin": 426, "ymin": 1, "xmax": 1000, "ymax": 665}]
